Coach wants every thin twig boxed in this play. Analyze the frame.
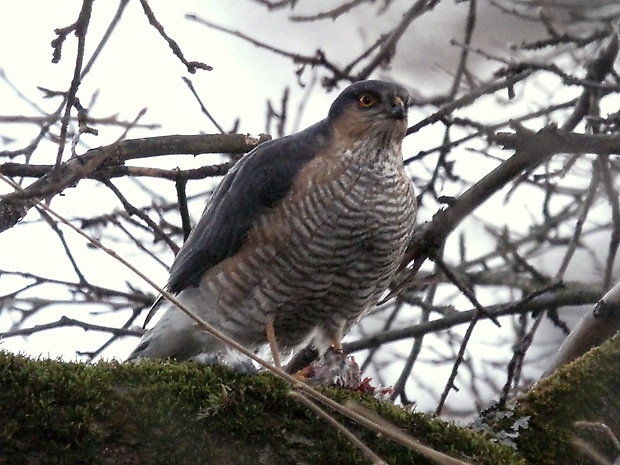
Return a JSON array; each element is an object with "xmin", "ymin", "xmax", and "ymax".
[
  {"xmin": 596, "ymin": 156, "xmax": 620, "ymax": 290},
  {"xmin": 102, "ymin": 179, "xmax": 179, "ymax": 253},
  {"xmin": 181, "ymin": 77, "xmax": 226, "ymax": 134},
  {"xmin": 138, "ymin": 0, "xmax": 212, "ymax": 73},
  {"xmin": 447, "ymin": 0, "xmax": 477, "ymax": 99},
  {"xmin": 54, "ymin": 0, "xmax": 94, "ymax": 165},
  {"xmin": 344, "ymin": 282, "xmax": 598, "ymax": 353},
  {"xmin": 0, "ymin": 316, "xmax": 143, "ymax": 339}
]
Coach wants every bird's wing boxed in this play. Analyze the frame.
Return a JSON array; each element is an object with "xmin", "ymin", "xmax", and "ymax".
[{"xmin": 167, "ymin": 121, "xmax": 330, "ymax": 294}]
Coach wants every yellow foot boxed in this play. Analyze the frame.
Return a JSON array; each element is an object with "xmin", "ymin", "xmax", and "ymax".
[{"xmin": 265, "ymin": 321, "xmax": 281, "ymax": 369}]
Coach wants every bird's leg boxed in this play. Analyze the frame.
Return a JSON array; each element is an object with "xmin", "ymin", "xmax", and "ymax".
[
  {"xmin": 329, "ymin": 327, "xmax": 344, "ymax": 354},
  {"xmin": 265, "ymin": 320, "xmax": 281, "ymax": 368}
]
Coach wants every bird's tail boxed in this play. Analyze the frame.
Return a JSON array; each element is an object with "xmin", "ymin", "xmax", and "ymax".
[{"xmin": 126, "ymin": 292, "xmax": 224, "ymax": 361}]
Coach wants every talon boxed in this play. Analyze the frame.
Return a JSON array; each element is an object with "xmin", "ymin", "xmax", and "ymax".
[
  {"xmin": 332, "ymin": 343, "xmax": 343, "ymax": 354},
  {"xmin": 330, "ymin": 328, "xmax": 344, "ymax": 353}
]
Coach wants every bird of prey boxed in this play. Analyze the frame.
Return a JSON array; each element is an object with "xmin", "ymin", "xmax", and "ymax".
[{"xmin": 127, "ymin": 80, "xmax": 417, "ymax": 367}]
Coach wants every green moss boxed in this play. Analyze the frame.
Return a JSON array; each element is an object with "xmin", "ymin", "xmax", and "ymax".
[
  {"xmin": 0, "ymin": 352, "xmax": 521, "ymax": 464},
  {"xmin": 509, "ymin": 333, "xmax": 620, "ymax": 465}
]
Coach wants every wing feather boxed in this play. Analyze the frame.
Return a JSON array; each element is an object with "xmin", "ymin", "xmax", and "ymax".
[{"xmin": 167, "ymin": 121, "xmax": 331, "ymax": 293}]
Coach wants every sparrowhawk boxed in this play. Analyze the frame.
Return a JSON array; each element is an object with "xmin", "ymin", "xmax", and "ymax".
[{"xmin": 127, "ymin": 80, "xmax": 417, "ymax": 367}]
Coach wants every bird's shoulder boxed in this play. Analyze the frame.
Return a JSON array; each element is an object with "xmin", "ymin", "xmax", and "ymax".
[{"xmin": 167, "ymin": 121, "xmax": 333, "ymax": 293}]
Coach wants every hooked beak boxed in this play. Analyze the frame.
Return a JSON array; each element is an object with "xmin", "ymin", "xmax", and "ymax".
[{"xmin": 388, "ymin": 95, "xmax": 407, "ymax": 120}]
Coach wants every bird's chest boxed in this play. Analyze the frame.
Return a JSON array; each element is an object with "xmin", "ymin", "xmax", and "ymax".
[
  {"xmin": 272, "ymin": 156, "xmax": 416, "ymax": 275},
  {"xmin": 208, "ymin": 148, "xmax": 416, "ymax": 347}
]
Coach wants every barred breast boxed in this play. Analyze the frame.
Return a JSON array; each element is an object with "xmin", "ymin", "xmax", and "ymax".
[{"xmin": 192, "ymin": 137, "xmax": 417, "ymax": 353}]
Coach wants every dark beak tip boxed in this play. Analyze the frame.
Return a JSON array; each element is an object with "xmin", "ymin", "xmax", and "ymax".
[{"xmin": 391, "ymin": 105, "xmax": 407, "ymax": 120}]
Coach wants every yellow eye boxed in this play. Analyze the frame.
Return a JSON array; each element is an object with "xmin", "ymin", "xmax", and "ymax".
[{"xmin": 358, "ymin": 93, "xmax": 378, "ymax": 108}]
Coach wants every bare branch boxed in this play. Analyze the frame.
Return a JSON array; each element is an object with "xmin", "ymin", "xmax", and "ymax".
[
  {"xmin": 138, "ymin": 0, "xmax": 212, "ymax": 73},
  {"xmin": 0, "ymin": 316, "xmax": 143, "ymax": 339},
  {"xmin": 0, "ymin": 133, "xmax": 268, "ymax": 233}
]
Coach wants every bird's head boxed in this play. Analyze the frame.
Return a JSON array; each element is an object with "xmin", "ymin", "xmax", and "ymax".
[{"xmin": 327, "ymin": 80, "xmax": 409, "ymax": 143}]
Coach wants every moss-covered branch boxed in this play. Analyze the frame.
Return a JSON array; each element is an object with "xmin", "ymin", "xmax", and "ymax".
[
  {"xmin": 512, "ymin": 333, "xmax": 620, "ymax": 465},
  {"xmin": 2, "ymin": 335, "xmax": 619, "ymax": 464},
  {"xmin": 0, "ymin": 353, "xmax": 519, "ymax": 464}
]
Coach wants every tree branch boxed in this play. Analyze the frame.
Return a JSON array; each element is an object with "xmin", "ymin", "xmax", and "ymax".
[{"xmin": 0, "ymin": 133, "xmax": 268, "ymax": 233}]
